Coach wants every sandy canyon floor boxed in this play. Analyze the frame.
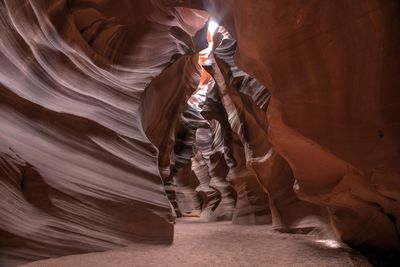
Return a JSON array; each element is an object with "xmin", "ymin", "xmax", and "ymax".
[{"xmin": 23, "ymin": 218, "xmax": 371, "ymax": 267}]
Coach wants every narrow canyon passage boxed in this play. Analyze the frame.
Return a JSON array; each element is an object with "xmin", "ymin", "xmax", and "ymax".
[{"xmin": 1, "ymin": 0, "xmax": 400, "ymax": 266}]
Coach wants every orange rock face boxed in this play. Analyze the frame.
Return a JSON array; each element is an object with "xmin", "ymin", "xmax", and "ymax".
[
  {"xmin": 204, "ymin": 0, "xmax": 400, "ymax": 249},
  {"xmin": 1, "ymin": 0, "xmax": 400, "ymax": 265}
]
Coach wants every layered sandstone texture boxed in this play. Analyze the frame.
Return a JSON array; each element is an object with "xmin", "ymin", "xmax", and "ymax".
[
  {"xmin": 199, "ymin": 0, "xmax": 400, "ymax": 250},
  {"xmin": 1, "ymin": 0, "xmax": 400, "ymax": 266},
  {"xmin": 0, "ymin": 0, "xmax": 207, "ymax": 265}
]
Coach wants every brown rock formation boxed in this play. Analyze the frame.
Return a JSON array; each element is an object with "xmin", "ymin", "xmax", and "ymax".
[
  {"xmin": 0, "ymin": 0, "xmax": 207, "ymax": 265},
  {"xmin": 204, "ymin": 0, "xmax": 400, "ymax": 249},
  {"xmin": 209, "ymin": 33, "xmax": 327, "ymax": 231},
  {"xmin": 1, "ymin": 0, "xmax": 400, "ymax": 265},
  {"xmin": 201, "ymin": 73, "xmax": 271, "ymax": 225}
]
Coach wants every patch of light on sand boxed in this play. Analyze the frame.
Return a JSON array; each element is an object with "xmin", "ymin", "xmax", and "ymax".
[{"xmin": 314, "ymin": 239, "xmax": 342, "ymax": 248}]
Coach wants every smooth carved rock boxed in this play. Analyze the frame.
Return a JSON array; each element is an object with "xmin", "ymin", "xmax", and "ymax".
[
  {"xmin": 191, "ymin": 150, "xmax": 221, "ymax": 218},
  {"xmin": 210, "ymin": 34, "xmax": 327, "ymax": 231},
  {"xmin": 201, "ymin": 81, "xmax": 271, "ymax": 225},
  {"xmin": 205, "ymin": 0, "xmax": 400, "ymax": 249},
  {"xmin": 170, "ymin": 105, "xmax": 205, "ymax": 217},
  {"xmin": 195, "ymin": 126, "xmax": 235, "ymax": 221},
  {"xmin": 1, "ymin": 0, "xmax": 399, "ymax": 265},
  {"xmin": 173, "ymin": 163, "xmax": 201, "ymax": 216},
  {"xmin": 0, "ymin": 0, "xmax": 207, "ymax": 265}
]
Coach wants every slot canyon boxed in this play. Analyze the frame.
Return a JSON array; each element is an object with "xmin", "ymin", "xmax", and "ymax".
[{"xmin": 0, "ymin": 0, "xmax": 399, "ymax": 266}]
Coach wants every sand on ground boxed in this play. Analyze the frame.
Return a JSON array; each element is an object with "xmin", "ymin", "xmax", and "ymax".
[{"xmin": 23, "ymin": 218, "xmax": 371, "ymax": 267}]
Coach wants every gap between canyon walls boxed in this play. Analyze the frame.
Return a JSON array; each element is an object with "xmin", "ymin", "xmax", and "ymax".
[
  {"xmin": 0, "ymin": 0, "xmax": 399, "ymax": 266},
  {"xmin": 166, "ymin": 0, "xmax": 400, "ymax": 253},
  {"xmin": 161, "ymin": 0, "xmax": 400, "ymax": 256},
  {"xmin": 164, "ymin": 22, "xmax": 329, "ymax": 229}
]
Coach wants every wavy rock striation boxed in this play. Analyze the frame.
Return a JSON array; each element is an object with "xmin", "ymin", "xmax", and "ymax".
[
  {"xmin": 161, "ymin": 0, "xmax": 400, "ymax": 251},
  {"xmin": 1, "ymin": 0, "xmax": 400, "ymax": 265},
  {"xmin": 0, "ymin": 0, "xmax": 207, "ymax": 265}
]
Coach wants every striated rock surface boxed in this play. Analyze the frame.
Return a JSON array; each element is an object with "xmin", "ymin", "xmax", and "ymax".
[
  {"xmin": 1, "ymin": 0, "xmax": 400, "ymax": 265},
  {"xmin": 203, "ymin": 0, "xmax": 400, "ymax": 250},
  {"xmin": 0, "ymin": 0, "xmax": 207, "ymax": 265},
  {"xmin": 211, "ymin": 33, "xmax": 327, "ymax": 231},
  {"xmin": 201, "ymin": 59, "xmax": 272, "ymax": 225}
]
